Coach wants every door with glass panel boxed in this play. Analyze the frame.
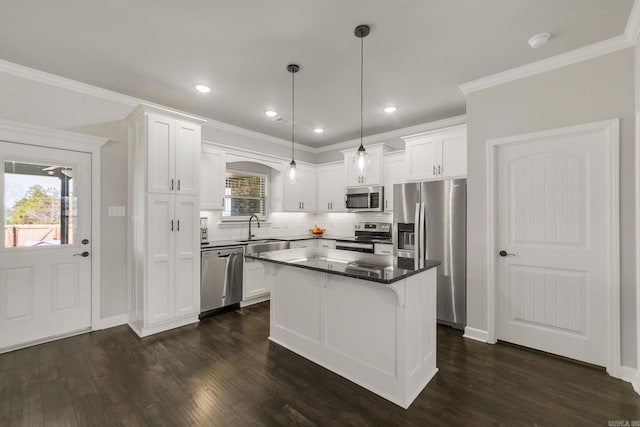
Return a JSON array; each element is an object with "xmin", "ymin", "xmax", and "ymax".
[{"xmin": 0, "ymin": 141, "xmax": 91, "ymax": 351}]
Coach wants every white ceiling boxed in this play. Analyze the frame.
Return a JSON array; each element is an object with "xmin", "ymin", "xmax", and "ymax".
[{"xmin": 0, "ymin": 0, "xmax": 633, "ymax": 147}]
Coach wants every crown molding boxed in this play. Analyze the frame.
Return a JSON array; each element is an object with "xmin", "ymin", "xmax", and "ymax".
[
  {"xmin": 459, "ymin": 35, "xmax": 632, "ymax": 96},
  {"xmin": 625, "ymin": 0, "xmax": 640, "ymax": 44},
  {"xmin": 201, "ymin": 119, "xmax": 316, "ymax": 153},
  {"xmin": 313, "ymin": 114, "xmax": 467, "ymax": 153}
]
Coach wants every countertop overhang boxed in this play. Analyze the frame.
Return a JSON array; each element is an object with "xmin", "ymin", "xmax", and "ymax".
[{"xmin": 245, "ymin": 248, "xmax": 440, "ymax": 284}]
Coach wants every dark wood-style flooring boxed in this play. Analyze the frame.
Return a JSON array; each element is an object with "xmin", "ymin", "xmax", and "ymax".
[{"xmin": 1, "ymin": 302, "xmax": 639, "ymax": 426}]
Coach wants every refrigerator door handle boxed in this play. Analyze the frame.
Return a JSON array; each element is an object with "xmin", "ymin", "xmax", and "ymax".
[
  {"xmin": 420, "ymin": 202, "xmax": 426, "ymax": 259},
  {"xmin": 415, "ymin": 202, "xmax": 421, "ymax": 260}
]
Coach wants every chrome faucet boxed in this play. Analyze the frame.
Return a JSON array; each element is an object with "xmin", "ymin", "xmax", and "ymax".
[{"xmin": 248, "ymin": 215, "xmax": 261, "ymax": 241}]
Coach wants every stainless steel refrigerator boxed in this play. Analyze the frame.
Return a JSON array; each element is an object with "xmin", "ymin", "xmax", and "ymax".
[{"xmin": 393, "ymin": 179, "xmax": 466, "ymax": 329}]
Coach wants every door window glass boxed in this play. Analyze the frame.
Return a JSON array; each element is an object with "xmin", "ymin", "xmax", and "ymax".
[{"xmin": 4, "ymin": 161, "xmax": 76, "ymax": 247}]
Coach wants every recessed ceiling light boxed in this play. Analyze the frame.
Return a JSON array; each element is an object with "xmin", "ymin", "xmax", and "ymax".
[
  {"xmin": 265, "ymin": 110, "xmax": 278, "ymax": 117},
  {"xmin": 313, "ymin": 128, "xmax": 324, "ymax": 134},
  {"xmin": 194, "ymin": 84, "xmax": 211, "ymax": 93},
  {"xmin": 528, "ymin": 33, "xmax": 551, "ymax": 49},
  {"xmin": 383, "ymin": 106, "xmax": 397, "ymax": 113}
]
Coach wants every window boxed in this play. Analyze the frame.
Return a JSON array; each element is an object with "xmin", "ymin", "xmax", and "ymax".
[
  {"xmin": 222, "ymin": 170, "xmax": 268, "ymax": 220},
  {"xmin": 4, "ymin": 160, "xmax": 76, "ymax": 247}
]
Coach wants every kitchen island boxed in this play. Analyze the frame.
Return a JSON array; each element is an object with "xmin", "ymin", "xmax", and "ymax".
[{"xmin": 245, "ymin": 248, "xmax": 440, "ymax": 409}]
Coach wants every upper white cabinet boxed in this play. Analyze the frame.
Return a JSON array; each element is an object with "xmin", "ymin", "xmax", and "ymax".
[
  {"xmin": 147, "ymin": 113, "xmax": 201, "ymax": 195},
  {"xmin": 316, "ymin": 162, "xmax": 345, "ymax": 212},
  {"xmin": 342, "ymin": 144, "xmax": 392, "ymax": 187},
  {"xmin": 383, "ymin": 151, "xmax": 406, "ymax": 212},
  {"xmin": 127, "ymin": 105, "xmax": 202, "ymax": 338},
  {"xmin": 283, "ymin": 163, "xmax": 317, "ymax": 211},
  {"xmin": 402, "ymin": 124, "xmax": 466, "ymax": 181},
  {"xmin": 200, "ymin": 145, "xmax": 226, "ymax": 210}
]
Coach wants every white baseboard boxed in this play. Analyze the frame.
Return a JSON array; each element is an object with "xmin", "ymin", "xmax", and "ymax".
[
  {"xmin": 463, "ymin": 326, "xmax": 489, "ymax": 343},
  {"xmin": 95, "ymin": 314, "xmax": 128, "ymax": 330},
  {"xmin": 240, "ymin": 294, "xmax": 270, "ymax": 307},
  {"xmin": 619, "ymin": 366, "xmax": 640, "ymax": 394}
]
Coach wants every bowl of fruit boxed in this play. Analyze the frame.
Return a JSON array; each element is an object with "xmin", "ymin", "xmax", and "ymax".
[{"xmin": 310, "ymin": 224, "xmax": 325, "ymax": 236}]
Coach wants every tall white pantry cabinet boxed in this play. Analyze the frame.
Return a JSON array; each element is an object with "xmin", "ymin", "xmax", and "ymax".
[{"xmin": 126, "ymin": 105, "xmax": 203, "ymax": 337}]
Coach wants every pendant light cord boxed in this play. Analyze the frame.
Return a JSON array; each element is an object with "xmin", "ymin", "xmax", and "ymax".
[
  {"xmin": 360, "ymin": 35, "xmax": 364, "ymax": 148},
  {"xmin": 291, "ymin": 69, "xmax": 295, "ymax": 161}
]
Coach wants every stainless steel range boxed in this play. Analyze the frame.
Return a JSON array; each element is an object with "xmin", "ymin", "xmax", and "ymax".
[{"xmin": 335, "ymin": 222, "xmax": 392, "ymax": 253}]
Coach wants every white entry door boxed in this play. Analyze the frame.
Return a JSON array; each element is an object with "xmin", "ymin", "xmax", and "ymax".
[
  {"xmin": 495, "ymin": 124, "xmax": 612, "ymax": 366},
  {"xmin": 0, "ymin": 141, "xmax": 92, "ymax": 351}
]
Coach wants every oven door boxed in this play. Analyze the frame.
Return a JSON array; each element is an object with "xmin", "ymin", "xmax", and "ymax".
[{"xmin": 345, "ymin": 192, "xmax": 370, "ymax": 210}]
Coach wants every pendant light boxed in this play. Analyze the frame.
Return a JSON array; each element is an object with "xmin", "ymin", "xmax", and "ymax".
[
  {"xmin": 353, "ymin": 24, "xmax": 370, "ymax": 176},
  {"xmin": 287, "ymin": 64, "xmax": 300, "ymax": 183}
]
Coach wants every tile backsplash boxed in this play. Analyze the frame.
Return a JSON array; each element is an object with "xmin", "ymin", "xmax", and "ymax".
[{"xmin": 200, "ymin": 210, "xmax": 393, "ymax": 242}]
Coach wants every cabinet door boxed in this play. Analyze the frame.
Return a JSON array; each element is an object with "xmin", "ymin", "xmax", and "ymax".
[
  {"xmin": 317, "ymin": 164, "xmax": 345, "ymax": 212},
  {"xmin": 383, "ymin": 153, "xmax": 405, "ymax": 212},
  {"xmin": 244, "ymin": 258, "xmax": 269, "ymax": 299},
  {"xmin": 345, "ymin": 151, "xmax": 382, "ymax": 186},
  {"xmin": 146, "ymin": 194, "xmax": 175, "ymax": 324},
  {"xmin": 406, "ymin": 138, "xmax": 438, "ymax": 181},
  {"xmin": 201, "ymin": 147, "xmax": 226, "ymax": 210},
  {"xmin": 440, "ymin": 132, "xmax": 467, "ymax": 178},
  {"xmin": 317, "ymin": 239, "xmax": 336, "ymax": 249},
  {"xmin": 174, "ymin": 120, "xmax": 201, "ymax": 195},
  {"xmin": 147, "ymin": 114, "xmax": 175, "ymax": 194},
  {"xmin": 174, "ymin": 195, "xmax": 200, "ymax": 317},
  {"xmin": 299, "ymin": 166, "xmax": 317, "ymax": 211},
  {"xmin": 290, "ymin": 239, "xmax": 315, "ymax": 249},
  {"xmin": 374, "ymin": 243, "xmax": 393, "ymax": 255},
  {"xmin": 282, "ymin": 167, "xmax": 303, "ymax": 211}
]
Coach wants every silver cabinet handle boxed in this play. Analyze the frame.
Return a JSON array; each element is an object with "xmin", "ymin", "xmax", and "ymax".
[
  {"xmin": 385, "ymin": 200, "xmax": 388, "ymax": 209},
  {"xmin": 177, "ymin": 220, "xmax": 180, "ymax": 231},
  {"xmin": 327, "ymin": 202, "xmax": 330, "ymax": 210},
  {"xmin": 221, "ymin": 197, "xmax": 224, "ymax": 207},
  {"xmin": 433, "ymin": 165, "xmax": 436, "ymax": 175},
  {"xmin": 170, "ymin": 179, "xmax": 174, "ymax": 190},
  {"xmin": 330, "ymin": 202, "xmax": 333, "ymax": 210},
  {"xmin": 302, "ymin": 202, "xmax": 304, "ymax": 209},
  {"xmin": 177, "ymin": 179, "xmax": 181, "ymax": 190},
  {"xmin": 438, "ymin": 165, "xmax": 442, "ymax": 175},
  {"xmin": 170, "ymin": 220, "xmax": 174, "ymax": 231}
]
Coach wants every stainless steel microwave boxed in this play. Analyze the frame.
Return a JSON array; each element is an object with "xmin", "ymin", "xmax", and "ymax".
[{"xmin": 345, "ymin": 185, "xmax": 384, "ymax": 212}]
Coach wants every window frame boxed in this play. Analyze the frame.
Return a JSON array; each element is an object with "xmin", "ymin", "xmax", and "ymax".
[{"xmin": 221, "ymin": 168, "xmax": 269, "ymax": 222}]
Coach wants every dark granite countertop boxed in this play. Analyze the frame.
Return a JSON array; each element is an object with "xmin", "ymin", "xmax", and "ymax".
[
  {"xmin": 245, "ymin": 248, "xmax": 440, "ymax": 285},
  {"xmin": 201, "ymin": 235, "xmax": 393, "ymax": 249}
]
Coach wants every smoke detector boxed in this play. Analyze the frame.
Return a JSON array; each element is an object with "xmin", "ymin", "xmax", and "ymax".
[{"xmin": 528, "ymin": 33, "xmax": 551, "ymax": 49}]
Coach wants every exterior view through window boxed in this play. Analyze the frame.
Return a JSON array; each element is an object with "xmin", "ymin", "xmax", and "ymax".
[
  {"xmin": 4, "ymin": 161, "xmax": 76, "ymax": 247},
  {"xmin": 223, "ymin": 170, "xmax": 267, "ymax": 220}
]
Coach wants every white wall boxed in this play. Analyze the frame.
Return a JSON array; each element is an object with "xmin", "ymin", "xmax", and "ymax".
[{"xmin": 466, "ymin": 48, "xmax": 637, "ymax": 367}]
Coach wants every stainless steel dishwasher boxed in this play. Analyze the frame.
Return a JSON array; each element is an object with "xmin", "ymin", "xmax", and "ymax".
[{"xmin": 201, "ymin": 246, "xmax": 244, "ymax": 313}]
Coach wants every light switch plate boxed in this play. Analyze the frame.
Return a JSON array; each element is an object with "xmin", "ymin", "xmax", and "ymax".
[{"xmin": 108, "ymin": 206, "xmax": 126, "ymax": 217}]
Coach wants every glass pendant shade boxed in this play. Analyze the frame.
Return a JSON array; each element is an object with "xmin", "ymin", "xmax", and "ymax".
[
  {"xmin": 288, "ymin": 159, "xmax": 297, "ymax": 183},
  {"xmin": 353, "ymin": 144, "xmax": 369, "ymax": 175}
]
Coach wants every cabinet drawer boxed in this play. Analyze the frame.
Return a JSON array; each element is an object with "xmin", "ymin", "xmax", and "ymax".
[{"xmin": 374, "ymin": 243, "xmax": 393, "ymax": 256}]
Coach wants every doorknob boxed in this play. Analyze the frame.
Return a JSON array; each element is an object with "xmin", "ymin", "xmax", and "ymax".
[
  {"xmin": 74, "ymin": 251, "xmax": 90, "ymax": 257},
  {"xmin": 499, "ymin": 250, "xmax": 515, "ymax": 257}
]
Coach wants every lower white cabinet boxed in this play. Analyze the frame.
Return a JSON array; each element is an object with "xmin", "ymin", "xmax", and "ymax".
[
  {"xmin": 244, "ymin": 258, "xmax": 269, "ymax": 300},
  {"xmin": 374, "ymin": 243, "xmax": 393, "ymax": 256},
  {"xmin": 131, "ymin": 193, "xmax": 200, "ymax": 335},
  {"xmin": 316, "ymin": 239, "xmax": 336, "ymax": 249},
  {"xmin": 290, "ymin": 239, "xmax": 316, "ymax": 249}
]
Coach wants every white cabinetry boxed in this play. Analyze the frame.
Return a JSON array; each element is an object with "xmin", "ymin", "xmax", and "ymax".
[
  {"xmin": 127, "ymin": 105, "xmax": 202, "ymax": 337},
  {"xmin": 290, "ymin": 239, "xmax": 316, "ymax": 249},
  {"xmin": 316, "ymin": 239, "xmax": 336, "ymax": 249},
  {"xmin": 374, "ymin": 243, "xmax": 393, "ymax": 256},
  {"xmin": 316, "ymin": 163, "xmax": 345, "ymax": 212},
  {"xmin": 283, "ymin": 163, "xmax": 317, "ymax": 211},
  {"xmin": 200, "ymin": 145, "xmax": 226, "ymax": 210},
  {"xmin": 382, "ymin": 151, "xmax": 406, "ymax": 212},
  {"xmin": 147, "ymin": 113, "xmax": 200, "ymax": 195},
  {"xmin": 402, "ymin": 124, "xmax": 466, "ymax": 181},
  {"xmin": 342, "ymin": 144, "xmax": 392, "ymax": 187},
  {"xmin": 244, "ymin": 258, "xmax": 269, "ymax": 301}
]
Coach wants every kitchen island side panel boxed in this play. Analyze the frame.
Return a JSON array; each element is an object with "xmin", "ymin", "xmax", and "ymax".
[{"xmin": 266, "ymin": 262, "xmax": 437, "ymax": 408}]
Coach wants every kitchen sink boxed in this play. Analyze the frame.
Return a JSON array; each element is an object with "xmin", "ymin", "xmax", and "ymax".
[
  {"xmin": 244, "ymin": 240, "xmax": 290, "ymax": 255},
  {"xmin": 235, "ymin": 238, "xmax": 282, "ymax": 243}
]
